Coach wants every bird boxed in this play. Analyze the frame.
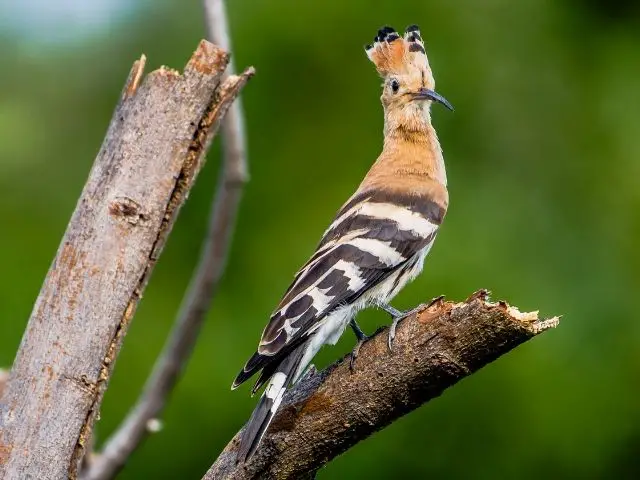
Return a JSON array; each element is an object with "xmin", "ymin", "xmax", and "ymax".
[{"xmin": 231, "ymin": 24, "xmax": 453, "ymax": 462}]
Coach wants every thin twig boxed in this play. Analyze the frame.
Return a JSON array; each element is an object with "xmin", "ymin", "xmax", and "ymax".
[
  {"xmin": 80, "ymin": 4, "xmax": 250, "ymax": 475},
  {"xmin": 203, "ymin": 293, "xmax": 559, "ymax": 479},
  {"xmin": 204, "ymin": 0, "xmax": 248, "ymax": 184}
]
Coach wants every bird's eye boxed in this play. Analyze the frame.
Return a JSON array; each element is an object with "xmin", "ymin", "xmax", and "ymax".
[{"xmin": 390, "ymin": 79, "xmax": 400, "ymax": 93}]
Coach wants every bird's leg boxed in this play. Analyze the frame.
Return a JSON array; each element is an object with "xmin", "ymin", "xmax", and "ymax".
[
  {"xmin": 375, "ymin": 302, "xmax": 406, "ymax": 318},
  {"xmin": 349, "ymin": 318, "xmax": 369, "ymax": 372},
  {"xmin": 375, "ymin": 301, "xmax": 428, "ymax": 351}
]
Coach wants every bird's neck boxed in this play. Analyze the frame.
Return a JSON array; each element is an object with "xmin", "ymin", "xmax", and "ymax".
[{"xmin": 361, "ymin": 107, "xmax": 447, "ymax": 191}]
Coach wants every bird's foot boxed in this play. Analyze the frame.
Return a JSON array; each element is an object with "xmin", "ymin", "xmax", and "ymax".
[
  {"xmin": 384, "ymin": 303, "xmax": 428, "ymax": 351},
  {"xmin": 349, "ymin": 318, "xmax": 369, "ymax": 372},
  {"xmin": 349, "ymin": 333, "xmax": 370, "ymax": 372}
]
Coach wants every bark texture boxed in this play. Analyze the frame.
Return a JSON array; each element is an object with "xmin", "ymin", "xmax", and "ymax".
[
  {"xmin": 205, "ymin": 291, "xmax": 558, "ymax": 479},
  {"xmin": 0, "ymin": 370, "xmax": 7, "ymax": 400},
  {"xmin": 0, "ymin": 40, "xmax": 252, "ymax": 480}
]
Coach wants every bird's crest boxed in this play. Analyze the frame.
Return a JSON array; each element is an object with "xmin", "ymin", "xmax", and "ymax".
[{"xmin": 365, "ymin": 25, "xmax": 429, "ymax": 78}]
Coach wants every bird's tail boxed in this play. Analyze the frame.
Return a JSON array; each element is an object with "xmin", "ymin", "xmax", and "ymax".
[{"xmin": 237, "ymin": 341, "xmax": 309, "ymax": 463}]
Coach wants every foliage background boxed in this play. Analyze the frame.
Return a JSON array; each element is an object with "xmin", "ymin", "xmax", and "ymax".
[{"xmin": 1, "ymin": 0, "xmax": 639, "ymax": 478}]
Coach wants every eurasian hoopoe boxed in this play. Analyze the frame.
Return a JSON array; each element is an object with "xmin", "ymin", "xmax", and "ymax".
[{"xmin": 232, "ymin": 24, "xmax": 453, "ymax": 462}]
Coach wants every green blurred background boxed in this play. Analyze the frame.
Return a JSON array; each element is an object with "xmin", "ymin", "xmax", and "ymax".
[{"xmin": 1, "ymin": 0, "xmax": 639, "ymax": 478}]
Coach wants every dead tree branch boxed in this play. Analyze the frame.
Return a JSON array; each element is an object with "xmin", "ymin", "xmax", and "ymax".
[
  {"xmin": 204, "ymin": 291, "xmax": 559, "ymax": 479},
  {"xmin": 80, "ymin": 3, "xmax": 250, "ymax": 479},
  {"xmin": 0, "ymin": 41, "xmax": 253, "ymax": 480}
]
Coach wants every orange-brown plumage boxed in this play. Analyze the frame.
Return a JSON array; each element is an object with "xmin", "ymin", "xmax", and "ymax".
[
  {"xmin": 361, "ymin": 25, "xmax": 450, "ymax": 213},
  {"xmin": 360, "ymin": 126, "xmax": 447, "ymax": 198}
]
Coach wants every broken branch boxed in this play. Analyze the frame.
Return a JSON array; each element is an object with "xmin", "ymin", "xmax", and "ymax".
[
  {"xmin": 0, "ymin": 40, "xmax": 252, "ymax": 480},
  {"xmin": 80, "ymin": 1, "xmax": 252, "ymax": 477},
  {"xmin": 204, "ymin": 291, "xmax": 558, "ymax": 479}
]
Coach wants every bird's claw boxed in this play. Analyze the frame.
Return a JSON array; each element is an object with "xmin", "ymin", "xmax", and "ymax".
[
  {"xmin": 349, "ymin": 334, "xmax": 369, "ymax": 372},
  {"xmin": 387, "ymin": 318, "xmax": 400, "ymax": 351},
  {"xmin": 386, "ymin": 303, "xmax": 428, "ymax": 351}
]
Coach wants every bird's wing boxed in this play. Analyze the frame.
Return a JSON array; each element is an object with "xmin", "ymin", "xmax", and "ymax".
[{"xmin": 232, "ymin": 189, "xmax": 445, "ymax": 389}]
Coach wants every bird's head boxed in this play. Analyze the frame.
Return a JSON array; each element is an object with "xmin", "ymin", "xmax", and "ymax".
[{"xmin": 366, "ymin": 25, "xmax": 452, "ymax": 123}]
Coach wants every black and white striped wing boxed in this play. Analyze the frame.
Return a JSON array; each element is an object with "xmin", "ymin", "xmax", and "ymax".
[{"xmin": 233, "ymin": 191, "xmax": 444, "ymax": 390}]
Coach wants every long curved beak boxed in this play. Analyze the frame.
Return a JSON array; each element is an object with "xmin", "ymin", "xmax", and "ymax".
[{"xmin": 413, "ymin": 88, "xmax": 454, "ymax": 111}]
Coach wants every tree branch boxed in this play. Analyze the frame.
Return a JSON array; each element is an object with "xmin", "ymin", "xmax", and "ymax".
[
  {"xmin": 204, "ymin": 0, "xmax": 248, "ymax": 183},
  {"xmin": 80, "ymin": 3, "xmax": 250, "ymax": 479},
  {"xmin": 204, "ymin": 291, "xmax": 559, "ymax": 479},
  {"xmin": 0, "ymin": 40, "xmax": 252, "ymax": 480}
]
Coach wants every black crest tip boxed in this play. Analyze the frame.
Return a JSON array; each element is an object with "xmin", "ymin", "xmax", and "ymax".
[
  {"xmin": 377, "ymin": 26, "xmax": 396, "ymax": 41},
  {"xmin": 408, "ymin": 43, "xmax": 426, "ymax": 54},
  {"xmin": 406, "ymin": 24, "xmax": 420, "ymax": 33},
  {"xmin": 386, "ymin": 33, "xmax": 400, "ymax": 42}
]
